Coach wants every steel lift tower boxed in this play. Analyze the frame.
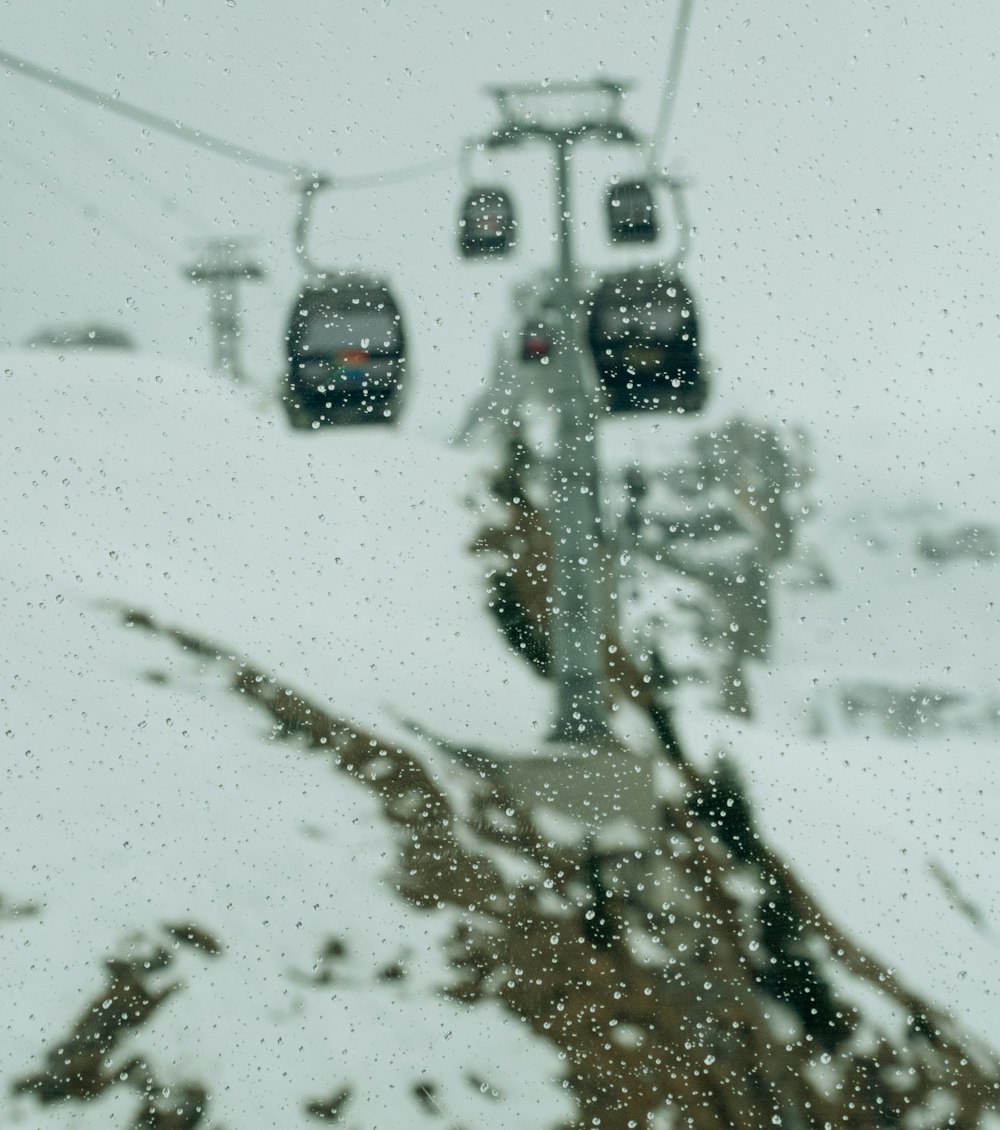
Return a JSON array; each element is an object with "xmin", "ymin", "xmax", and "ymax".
[
  {"xmin": 184, "ymin": 238, "xmax": 265, "ymax": 383},
  {"xmin": 463, "ymin": 80, "xmax": 643, "ymax": 744}
]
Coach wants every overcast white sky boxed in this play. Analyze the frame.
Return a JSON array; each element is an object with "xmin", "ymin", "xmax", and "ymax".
[{"xmin": 2, "ymin": 0, "xmax": 998, "ymax": 494}]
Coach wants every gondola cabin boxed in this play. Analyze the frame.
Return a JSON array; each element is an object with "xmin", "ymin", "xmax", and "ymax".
[
  {"xmin": 606, "ymin": 181, "xmax": 659, "ymax": 244},
  {"xmin": 459, "ymin": 188, "xmax": 516, "ymax": 258},
  {"xmin": 283, "ymin": 275, "xmax": 405, "ymax": 427},
  {"xmin": 520, "ymin": 319, "xmax": 553, "ymax": 364},
  {"xmin": 587, "ymin": 269, "xmax": 706, "ymax": 414}
]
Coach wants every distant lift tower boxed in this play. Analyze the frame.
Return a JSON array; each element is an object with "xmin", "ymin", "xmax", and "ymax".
[{"xmin": 184, "ymin": 238, "xmax": 265, "ymax": 382}]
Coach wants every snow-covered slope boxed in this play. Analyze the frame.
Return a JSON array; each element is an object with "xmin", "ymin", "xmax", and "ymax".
[
  {"xmin": 0, "ymin": 350, "xmax": 572, "ymax": 1128},
  {"xmin": 683, "ymin": 490, "xmax": 1000, "ymax": 1052},
  {"xmin": 1, "ymin": 350, "xmax": 550, "ymax": 748},
  {"xmin": 3, "ymin": 347, "xmax": 1000, "ymax": 1125}
]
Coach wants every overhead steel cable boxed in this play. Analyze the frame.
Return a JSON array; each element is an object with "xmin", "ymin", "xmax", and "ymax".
[
  {"xmin": 647, "ymin": 0, "xmax": 695, "ymax": 176},
  {"xmin": 332, "ymin": 152, "xmax": 455, "ymax": 190},
  {"xmin": 0, "ymin": 47, "xmax": 296, "ymax": 176},
  {"xmin": 0, "ymin": 47, "xmax": 458, "ymax": 190}
]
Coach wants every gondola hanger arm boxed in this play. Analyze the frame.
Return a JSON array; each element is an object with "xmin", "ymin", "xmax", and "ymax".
[{"xmin": 292, "ymin": 170, "xmax": 334, "ymax": 277}]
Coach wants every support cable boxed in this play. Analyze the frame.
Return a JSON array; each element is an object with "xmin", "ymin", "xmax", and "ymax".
[
  {"xmin": 332, "ymin": 152, "xmax": 455, "ymax": 191},
  {"xmin": 647, "ymin": 0, "xmax": 695, "ymax": 176},
  {"xmin": 0, "ymin": 47, "xmax": 457, "ymax": 189},
  {"xmin": 0, "ymin": 47, "xmax": 295, "ymax": 176}
]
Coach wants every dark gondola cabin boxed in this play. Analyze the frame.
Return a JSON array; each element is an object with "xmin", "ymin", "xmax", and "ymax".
[
  {"xmin": 587, "ymin": 269, "xmax": 706, "ymax": 413},
  {"xmin": 520, "ymin": 319, "xmax": 553, "ymax": 364},
  {"xmin": 458, "ymin": 188, "xmax": 516, "ymax": 258},
  {"xmin": 283, "ymin": 276, "xmax": 405, "ymax": 427},
  {"xmin": 606, "ymin": 181, "xmax": 659, "ymax": 244}
]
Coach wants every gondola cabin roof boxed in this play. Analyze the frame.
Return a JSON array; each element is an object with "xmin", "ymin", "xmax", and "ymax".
[
  {"xmin": 293, "ymin": 271, "xmax": 399, "ymax": 304},
  {"xmin": 289, "ymin": 275, "xmax": 403, "ymax": 320},
  {"xmin": 287, "ymin": 273, "xmax": 406, "ymax": 355},
  {"xmin": 589, "ymin": 269, "xmax": 697, "ymax": 330}
]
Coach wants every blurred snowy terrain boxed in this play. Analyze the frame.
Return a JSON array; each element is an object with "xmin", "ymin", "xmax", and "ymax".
[{"xmin": 1, "ymin": 349, "xmax": 998, "ymax": 1125}]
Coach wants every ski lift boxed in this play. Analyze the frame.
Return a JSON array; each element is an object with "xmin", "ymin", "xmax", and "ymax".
[
  {"xmin": 587, "ymin": 268, "xmax": 706, "ymax": 413},
  {"xmin": 458, "ymin": 188, "xmax": 516, "ymax": 258},
  {"xmin": 283, "ymin": 273, "xmax": 406, "ymax": 428},
  {"xmin": 606, "ymin": 180, "xmax": 659, "ymax": 244}
]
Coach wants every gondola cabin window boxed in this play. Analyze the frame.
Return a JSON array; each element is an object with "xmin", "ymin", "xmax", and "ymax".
[{"xmin": 299, "ymin": 306, "xmax": 402, "ymax": 356}]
